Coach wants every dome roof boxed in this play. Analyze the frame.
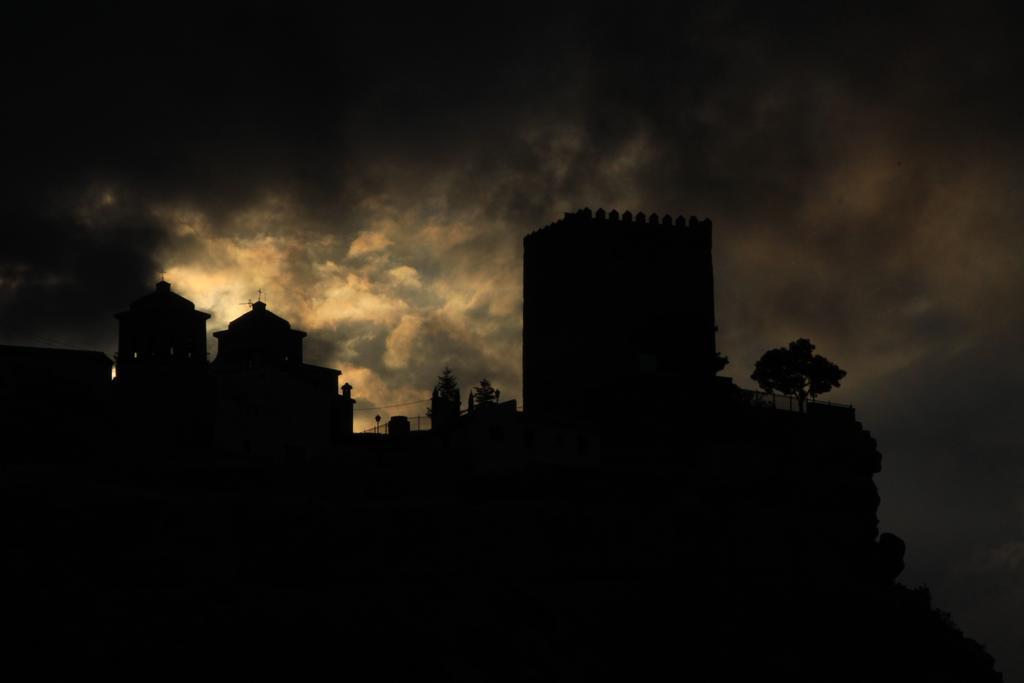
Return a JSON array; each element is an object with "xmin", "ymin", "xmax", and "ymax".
[
  {"xmin": 224, "ymin": 301, "xmax": 304, "ymax": 336},
  {"xmin": 116, "ymin": 280, "xmax": 211, "ymax": 319}
]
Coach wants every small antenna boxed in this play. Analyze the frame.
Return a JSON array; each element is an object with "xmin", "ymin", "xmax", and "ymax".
[{"xmin": 238, "ymin": 289, "xmax": 266, "ymax": 309}]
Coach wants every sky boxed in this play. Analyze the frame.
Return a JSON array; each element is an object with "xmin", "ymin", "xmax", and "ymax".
[{"xmin": 3, "ymin": 4, "xmax": 1022, "ymax": 678}]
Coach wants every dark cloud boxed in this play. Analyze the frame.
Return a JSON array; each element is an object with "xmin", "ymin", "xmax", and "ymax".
[
  {"xmin": 0, "ymin": 203, "xmax": 166, "ymax": 351},
  {"xmin": 4, "ymin": 4, "xmax": 1023, "ymax": 675}
]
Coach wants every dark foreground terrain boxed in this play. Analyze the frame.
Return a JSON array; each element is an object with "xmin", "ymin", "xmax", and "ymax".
[{"xmin": 3, "ymin": 405, "xmax": 1002, "ymax": 681}]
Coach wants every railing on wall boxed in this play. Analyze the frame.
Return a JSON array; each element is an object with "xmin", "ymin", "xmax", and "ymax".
[
  {"xmin": 359, "ymin": 414, "xmax": 433, "ymax": 435},
  {"xmin": 357, "ymin": 402, "xmax": 514, "ymax": 435},
  {"xmin": 740, "ymin": 389, "xmax": 854, "ymax": 416},
  {"xmin": 356, "ymin": 391, "xmax": 853, "ymax": 434}
]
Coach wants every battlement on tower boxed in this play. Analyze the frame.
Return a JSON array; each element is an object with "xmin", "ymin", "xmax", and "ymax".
[{"xmin": 524, "ymin": 207, "xmax": 713, "ymax": 250}]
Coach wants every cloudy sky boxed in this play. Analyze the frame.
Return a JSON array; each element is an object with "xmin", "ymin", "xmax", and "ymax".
[{"xmin": 3, "ymin": 4, "xmax": 1022, "ymax": 677}]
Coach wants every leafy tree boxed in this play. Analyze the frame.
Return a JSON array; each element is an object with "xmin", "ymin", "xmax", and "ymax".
[
  {"xmin": 433, "ymin": 366, "xmax": 459, "ymax": 401},
  {"xmin": 751, "ymin": 338, "xmax": 846, "ymax": 411},
  {"xmin": 427, "ymin": 366, "xmax": 460, "ymax": 417},
  {"xmin": 474, "ymin": 378, "xmax": 497, "ymax": 406}
]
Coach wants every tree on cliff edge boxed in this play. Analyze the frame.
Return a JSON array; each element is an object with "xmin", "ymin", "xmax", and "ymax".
[{"xmin": 751, "ymin": 338, "xmax": 846, "ymax": 411}]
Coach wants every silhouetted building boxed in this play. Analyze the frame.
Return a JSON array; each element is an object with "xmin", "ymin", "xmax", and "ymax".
[
  {"xmin": 114, "ymin": 280, "xmax": 211, "ymax": 381},
  {"xmin": 448, "ymin": 398, "xmax": 601, "ymax": 470},
  {"xmin": 387, "ymin": 415, "xmax": 411, "ymax": 437},
  {"xmin": 0, "ymin": 344, "xmax": 113, "ymax": 454},
  {"xmin": 339, "ymin": 382, "xmax": 356, "ymax": 438},
  {"xmin": 211, "ymin": 301, "xmax": 345, "ymax": 457},
  {"xmin": 429, "ymin": 387, "xmax": 461, "ymax": 432},
  {"xmin": 0, "ymin": 344, "xmax": 112, "ymax": 403},
  {"xmin": 523, "ymin": 208, "xmax": 720, "ymax": 425},
  {"xmin": 112, "ymin": 280, "xmax": 214, "ymax": 443}
]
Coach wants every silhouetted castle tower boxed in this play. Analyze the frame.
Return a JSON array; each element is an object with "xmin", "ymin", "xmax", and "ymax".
[
  {"xmin": 114, "ymin": 280, "xmax": 211, "ymax": 381},
  {"xmin": 523, "ymin": 208, "xmax": 719, "ymax": 423}
]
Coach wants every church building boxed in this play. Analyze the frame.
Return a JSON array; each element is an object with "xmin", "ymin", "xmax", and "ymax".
[
  {"xmin": 211, "ymin": 300, "xmax": 354, "ymax": 458},
  {"xmin": 110, "ymin": 280, "xmax": 354, "ymax": 456}
]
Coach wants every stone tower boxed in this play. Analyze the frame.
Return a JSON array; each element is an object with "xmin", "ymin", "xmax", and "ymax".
[
  {"xmin": 114, "ymin": 279, "xmax": 211, "ymax": 382},
  {"xmin": 112, "ymin": 280, "xmax": 213, "ymax": 443},
  {"xmin": 522, "ymin": 208, "xmax": 719, "ymax": 423}
]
